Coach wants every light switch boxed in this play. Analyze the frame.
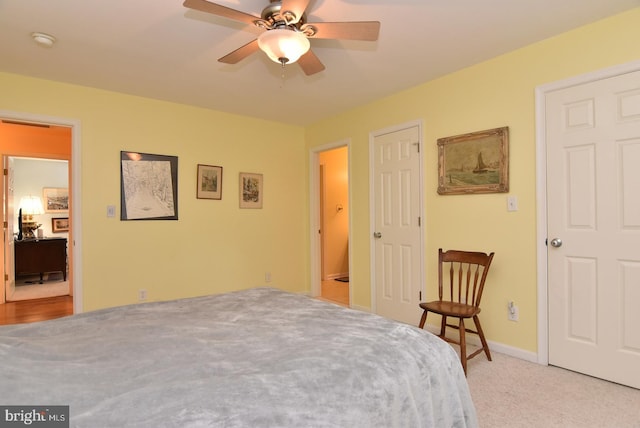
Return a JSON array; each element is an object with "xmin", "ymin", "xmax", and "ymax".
[
  {"xmin": 507, "ymin": 196, "xmax": 518, "ymax": 212},
  {"xmin": 107, "ymin": 205, "xmax": 116, "ymax": 218}
]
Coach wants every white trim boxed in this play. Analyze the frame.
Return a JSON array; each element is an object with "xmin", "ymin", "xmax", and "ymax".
[
  {"xmin": 422, "ymin": 324, "xmax": 538, "ymax": 363},
  {"xmin": 534, "ymin": 59, "xmax": 640, "ymax": 366},
  {"xmin": 309, "ymin": 140, "xmax": 352, "ymax": 305},
  {"xmin": 369, "ymin": 119, "xmax": 425, "ymax": 314},
  {"xmin": 0, "ymin": 110, "xmax": 83, "ymax": 314},
  {"xmin": 350, "ymin": 303, "xmax": 370, "ymax": 313}
]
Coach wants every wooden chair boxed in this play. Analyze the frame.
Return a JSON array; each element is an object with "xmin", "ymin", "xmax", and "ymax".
[{"xmin": 418, "ymin": 249, "xmax": 495, "ymax": 375}]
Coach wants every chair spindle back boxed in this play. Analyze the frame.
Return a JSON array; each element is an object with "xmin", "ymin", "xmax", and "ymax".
[{"xmin": 438, "ymin": 249, "xmax": 494, "ymax": 308}]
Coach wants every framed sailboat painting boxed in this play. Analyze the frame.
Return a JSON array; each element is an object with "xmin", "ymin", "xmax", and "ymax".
[{"xmin": 437, "ymin": 126, "xmax": 509, "ymax": 195}]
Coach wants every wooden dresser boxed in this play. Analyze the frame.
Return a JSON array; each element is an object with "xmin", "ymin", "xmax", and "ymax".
[{"xmin": 15, "ymin": 237, "xmax": 67, "ymax": 283}]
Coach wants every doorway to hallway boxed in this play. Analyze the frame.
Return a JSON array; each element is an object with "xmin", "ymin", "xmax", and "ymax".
[{"xmin": 310, "ymin": 141, "xmax": 351, "ymax": 306}]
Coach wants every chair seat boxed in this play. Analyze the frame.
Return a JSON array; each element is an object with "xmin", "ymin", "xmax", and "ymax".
[{"xmin": 419, "ymin": 301, "xmax": 480, "ymax": 318}]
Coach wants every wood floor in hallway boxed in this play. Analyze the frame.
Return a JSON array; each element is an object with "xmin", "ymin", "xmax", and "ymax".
[
  {"xmin": 319, "ymin": 279, "xmax": 349, "ymax": 306},
  {"xmin": 0, "ymin": 295, "xmax": 73, "ymax": 326}
]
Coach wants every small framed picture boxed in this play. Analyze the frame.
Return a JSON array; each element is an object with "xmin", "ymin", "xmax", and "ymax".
[
  {"xmin": 43, "ymin": 187, "xmax": 69, "ymax": 213},
  {"xmin": 197, "ymin": 164, "xmax": 223, "ymax": 200},
  {"xmin": 239, "ymin": 172, "xmax": 263, "ymax": 209},
  {"xmin": 51, "ymin": 217, "xmax": 69, "ymax": 233}
]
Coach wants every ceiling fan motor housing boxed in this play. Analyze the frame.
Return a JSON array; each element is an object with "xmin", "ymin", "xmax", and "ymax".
[{"xmin": 260, "ymin": 1, "xmax": 306, "ymax": 28}]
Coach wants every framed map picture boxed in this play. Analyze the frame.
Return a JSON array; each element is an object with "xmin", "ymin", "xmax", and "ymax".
[{"xmin": 120, "ymin": 151, "xmax": 178, "ymax": 220}]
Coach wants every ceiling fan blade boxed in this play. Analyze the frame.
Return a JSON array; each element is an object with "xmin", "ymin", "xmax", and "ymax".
[
  {"xmin": 304, "ymin": 21, "xmax": 380, "ymax": 41},
  {"xmin": 183, "ymin": 0, "xmax": 259, "ymax": 26},
  {"xmin": 280, "ymin": 0, "xmax": 311, "ymax": 23},
  {"xmin": 218, "ymin": 39, "xmax": 260, "ymax": 64},
  {"xmin": 297, "ymin": 50, "xmax": 325, "ymax": 76}
]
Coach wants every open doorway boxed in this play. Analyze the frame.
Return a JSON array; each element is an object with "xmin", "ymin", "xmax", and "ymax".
[
  {"xmin": 0, "ymin": 117, "xmax": 75, "ymax": 311},
  {"xmin": 311, "ymin": 143, "xmax": 351, "ymax": 307},
  {"xmin": 7, "ymin": 156, "xmax": 70, "ymax": 301}
]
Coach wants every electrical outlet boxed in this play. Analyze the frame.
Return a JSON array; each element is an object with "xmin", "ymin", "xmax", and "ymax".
[
  {"xmin": 265, "ymin": 272, "xmax": 271, "ymax": 283},
  {"xmin": 508, "ymin": 301, "xmax": 519, "ymax": 322},
  {"xmin": 138, "ymin": 289, "xmax": 147, "ymax": 302}
]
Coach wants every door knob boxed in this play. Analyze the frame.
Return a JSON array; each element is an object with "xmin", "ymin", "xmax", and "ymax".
[
  {"xmin": 550, "ymin": 238, "xmax": 563, "ymax": 248},
  {"xmin": 373, "ymin": 232, "xmax": 382, "ymax": 239}
]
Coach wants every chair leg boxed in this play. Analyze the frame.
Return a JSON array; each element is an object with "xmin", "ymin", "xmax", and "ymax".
[
  {"xmin": 439, "ymin": 315, "xmax": 447, "ymax": 338},
  {"xmin": 473, "ymin": 315, "xmax": 492, "ymax": 361},
  {"xmin": 459, "ymin": 317, "xmax": 467, "ymax": 375},
  {"xmin": 419, "ymin": 310, "xmax": 427, "ymax": 329}
]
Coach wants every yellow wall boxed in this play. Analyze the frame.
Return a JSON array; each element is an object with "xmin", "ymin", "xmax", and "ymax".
[
  {"xmin": 305, "ymin": 8, "xmax": 640, "ymax": 352},
  {"xmin": 0, "ymin": 75, "xmax": 308, "ymax": 311}
]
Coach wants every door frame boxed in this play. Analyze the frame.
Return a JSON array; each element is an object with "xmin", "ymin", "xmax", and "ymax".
[
  {"xmin": 369, "ymin": 120, "xmax": 424, "ymax": 314},
  {"xmin": 534, "ymin": 59, "xmax": 640, "ymax": 365},
  {"xmin": 0, "ymin": 110, "xmax": 83, "ymax": 314},
  {"xmin": 309, "ymin": 139, "xmax": 352, "ymax": 301}
]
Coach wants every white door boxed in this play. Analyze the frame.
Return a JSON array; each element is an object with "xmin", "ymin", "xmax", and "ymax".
[
  {"xmin": 372, "ymin": 124, "xmax": 423, "ymax": 324},
  {"xmin": 3, "ymin": 156, "xmax": 16, "ymax": 302},
  {"xmin": 546, "ymin": 70, "xmax": 640, "ymax": 389}
]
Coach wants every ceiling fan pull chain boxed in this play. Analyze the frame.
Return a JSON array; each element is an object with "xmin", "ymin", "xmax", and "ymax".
[{"xmin": 280, "ymin": 64, "xmax": 286, "ymax": 88}]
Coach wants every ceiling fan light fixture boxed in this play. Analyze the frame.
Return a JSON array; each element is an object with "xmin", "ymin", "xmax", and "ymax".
[{"xmin": 258, "ymin": 28, "xmax": 310, "ymax": 65}]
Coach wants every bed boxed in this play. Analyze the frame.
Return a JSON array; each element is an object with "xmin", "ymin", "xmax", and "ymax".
[{"xmin": 0, "ymin": 287, "xmax": 477, "ymax": 427}]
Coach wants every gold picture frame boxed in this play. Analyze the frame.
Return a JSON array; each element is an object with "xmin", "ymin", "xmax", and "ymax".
[
  {"xmin": 197, "ymin": 164, "xmax": 223, "ymax": 200},
  {"xmin": 437, "ymin": 126, "xmax": 509, "ymax": 195},
  {"xmin": 51, "ymin": 217, "xmax": 69, "ymax": 233},
  {"xmin": 239, "ymin": 172, "xmax": 263, "ymax": 209}
]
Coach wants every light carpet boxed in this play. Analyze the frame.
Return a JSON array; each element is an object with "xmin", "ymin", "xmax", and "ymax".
[
  {"xmin": 9, "ymin": 273, "xmax": 69, "ymax": 301},
  {"xmin": 465, "ymin": 350, "xmax": 640, "ymax": 427}
]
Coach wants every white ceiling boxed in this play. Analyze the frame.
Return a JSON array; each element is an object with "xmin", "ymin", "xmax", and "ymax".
[{"xmin": 1, "ymin": 0, "xmax": 638, "ymax": 126}]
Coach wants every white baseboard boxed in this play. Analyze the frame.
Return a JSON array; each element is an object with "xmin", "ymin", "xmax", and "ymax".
[
  {"xmin": 324, "ymin": 272, "xmax": 349, "ymax": 281},
  {"xmin": 350, "ymin": 303, "xmax": 370, "ymax": 312},
  {"xmin": 423, "ymin": 324, "xmax": 539, "ymax": 364}
]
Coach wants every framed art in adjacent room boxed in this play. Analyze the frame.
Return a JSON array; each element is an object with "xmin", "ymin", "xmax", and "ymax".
[
  {"xmin": 197, "ymin": 164, "xmax": 223, "ymax": 200},
  {"xmin": 239, "ymin": 172, "xmax": 263, "ymax": 209},
  {"xmin": 51, "ymin": 217, "xmax": 69, "ymax": 233},
  {"xmin": 437, "ymin": 126, "xmax": 509, "ymax": 195},
  {"xmin": 43, "ymin": 187, "xmax": 69, "ymax": 213},
  {"xmin": 120, "ymin": 151, "xmax": 178, "ymax": 220}
]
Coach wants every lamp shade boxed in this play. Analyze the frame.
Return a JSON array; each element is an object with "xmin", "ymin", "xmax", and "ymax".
[
  {"xmin": 19, "ymin": 196, "xmax": 45, "ymax": 215},
  {"xmin": 258, "ymin": 28, "xmax": 310, "ymax": 64}
]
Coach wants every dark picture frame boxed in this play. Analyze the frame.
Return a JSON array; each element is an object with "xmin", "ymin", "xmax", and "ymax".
[
  {"xmin": 437, "ymin": 126, "xmax": 509, "ymax": 195},
  {"xmin": 51, "ymin": 217, "xmax": 69, "ymax": 233},
  {"xmin": 239, "ymin": 172, "xmax": 263, "ymax": 209},
  {"xmin": 120, "ymin": 151, "xmax": 178, "ymax": 220},
  {"xmin": 197, "ymin": 164, "xmax": 223, "ymax": 200}
]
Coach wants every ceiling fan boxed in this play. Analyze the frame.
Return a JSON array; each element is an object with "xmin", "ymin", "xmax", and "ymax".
[{"xmin": 183, "ymin": 0, "xmax": 380, "ymax": 75}]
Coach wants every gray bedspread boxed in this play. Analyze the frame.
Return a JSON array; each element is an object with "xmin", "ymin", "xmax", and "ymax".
[{"xmin": 0, "ymin": 287, "xmax": 477, "ymax": 427}]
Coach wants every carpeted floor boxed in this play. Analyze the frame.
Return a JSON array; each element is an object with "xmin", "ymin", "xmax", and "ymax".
[{"xmin": 465, "ymin": 350, "xmax": 640, "ymax": 427}]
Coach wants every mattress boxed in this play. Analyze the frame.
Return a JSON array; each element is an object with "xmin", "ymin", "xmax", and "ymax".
[{"xmin": 0, "ymin": 287, "xmax": 477, "ymax": 427}]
